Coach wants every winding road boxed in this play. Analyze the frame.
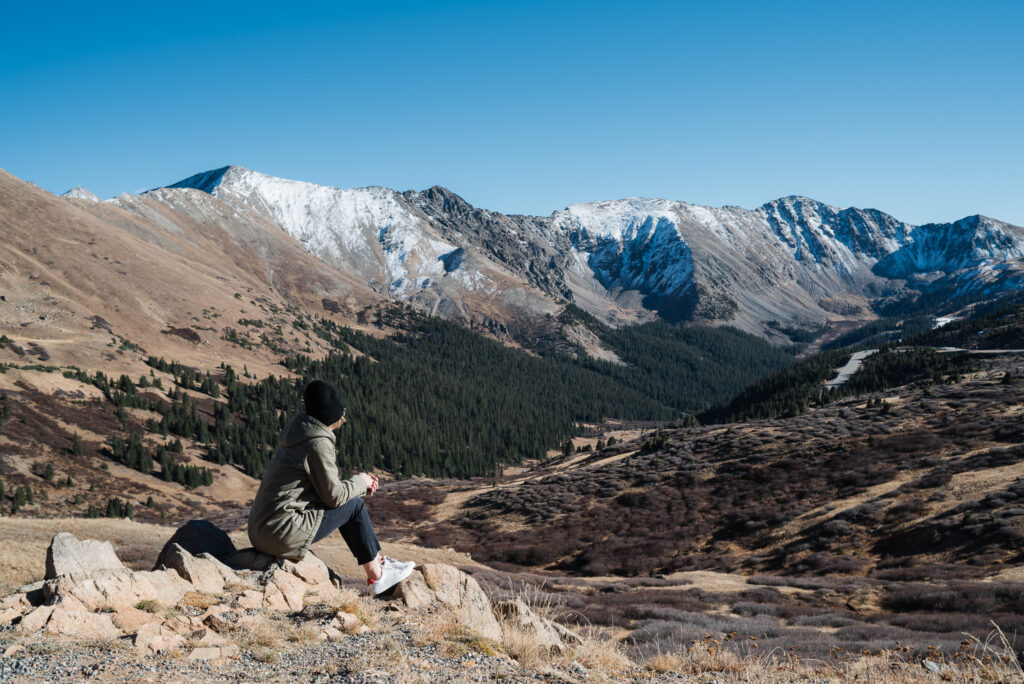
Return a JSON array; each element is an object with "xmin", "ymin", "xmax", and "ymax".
[
  {"xmin": 824, "ymin": 349, "xmax": 877, "ymax": 388},
  {"xmin": 824, "ymin": 347, "xmax": 1024, "ymax": 389}
]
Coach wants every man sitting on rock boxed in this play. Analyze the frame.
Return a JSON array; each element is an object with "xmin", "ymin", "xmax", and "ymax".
[{"xmin": 248, "ymin": 380, "xmax": 414, "ymax": 595}]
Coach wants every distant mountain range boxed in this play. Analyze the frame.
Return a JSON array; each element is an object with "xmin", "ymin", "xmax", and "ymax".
[{"xmin": 152, "ymin": 166, "xmax": 1024, "ymax": 338}]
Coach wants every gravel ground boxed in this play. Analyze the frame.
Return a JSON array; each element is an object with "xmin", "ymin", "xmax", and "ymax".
[{"xmin": 0, "ymin": 622, "xmax": 668, "ymax": 684}]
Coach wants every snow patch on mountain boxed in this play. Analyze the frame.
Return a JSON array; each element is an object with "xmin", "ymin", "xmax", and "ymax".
[
  {"xmin": 169, "ymin": 166, "xmax": 459, "ymax": 297},
  {"xmin": 62, "ymin": 186, "xmax": 101, "ymax": 203},
  {"xmin": 552, "ymin": 200, "xmax": 695, "ymax": 299}
]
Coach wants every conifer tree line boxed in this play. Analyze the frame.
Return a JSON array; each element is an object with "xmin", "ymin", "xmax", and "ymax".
[
  {"xmin": 558, "ymin": 305, "xmax": 795, "ymax": 412},
  {"xmin": 106, "ymin": 432, "xmax": 212, "ymax": 488},
  {"xmin": 84, "ymin": 497, "xmax": 133, "ymax": 519},
  {"xmin": 214, "ymin": 310, "xmax": 686, "ymax": 479},
  {"xmin": 701, "ymin": 347, "xmax": 976, "ymax": 424},
  {"xmin": 79, "ymin": 304, "xmax": 801, "ymax": 480}
]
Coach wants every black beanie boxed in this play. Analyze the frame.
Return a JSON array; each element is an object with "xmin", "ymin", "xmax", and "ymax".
[{"xmin": 303, "ymin": 380, "xmax": 346, "ymax": 426}]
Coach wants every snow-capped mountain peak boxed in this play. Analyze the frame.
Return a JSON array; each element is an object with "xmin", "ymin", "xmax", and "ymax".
[
  {"xmin": 154, "ymin": 166, "xmax": 1024, "ymax": 333},
  {"xmin": 62, "ymin": 186, "xmax": 102, "ymax": 203},
  {"xmin": 166, "ymin": 167, "xmax": 469, "ymax": 298}
]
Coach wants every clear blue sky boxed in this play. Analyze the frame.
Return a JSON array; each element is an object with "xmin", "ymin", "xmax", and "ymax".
[{"xmin": 2, "ymin": 1, "xmax": 1021, "ymax": 225}]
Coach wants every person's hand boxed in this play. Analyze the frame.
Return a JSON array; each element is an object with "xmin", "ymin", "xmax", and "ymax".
[{"xmin": 357, "ymin": 472, "xmax": 379, "ymax": 496}]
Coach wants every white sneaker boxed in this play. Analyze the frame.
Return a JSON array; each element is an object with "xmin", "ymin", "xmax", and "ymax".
[{"xmin": 367, "ymin": 556, "xmax": 415, "ymax": 596}]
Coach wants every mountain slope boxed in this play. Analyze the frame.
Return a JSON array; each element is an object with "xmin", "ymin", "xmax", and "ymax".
[
  {"xmin": 167, "ymin": 166, "xmax": 562, "ymax": 333},
  {"xmin": 164, "ymin": 166, "xmax": 1024, "ymax": 338},
  {"xmin": 0, "ymin": 169, "xmax": 379, "ymax": 374}
]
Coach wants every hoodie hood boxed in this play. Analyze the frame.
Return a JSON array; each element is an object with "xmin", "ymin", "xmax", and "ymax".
[{"xmin": 279, "ymin": 414, "xmax": 336, "ymax": 448}]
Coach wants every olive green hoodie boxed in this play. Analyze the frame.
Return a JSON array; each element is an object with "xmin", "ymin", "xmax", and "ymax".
[{"xmin": 247, "ymin": 414, "xmax": 367, "ymax": 560}]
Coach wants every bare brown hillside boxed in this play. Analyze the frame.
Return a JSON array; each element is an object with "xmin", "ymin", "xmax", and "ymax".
[{"xmin": 0, "ymin": 169, "xmax": 382, "ymax": 377}]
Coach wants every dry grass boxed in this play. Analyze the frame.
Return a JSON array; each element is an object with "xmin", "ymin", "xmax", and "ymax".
[
  {"xmin": 626, "ymin": 625, "xmax": 1024, "ymax": 683},
  {"xmin": 230, "ymin": 613, "xmax": 318, "ymax": 650},
  {"xmin": 498, "ymin": 621, "xmax": 548, "ymax": 668},
  {"xmin": 563, "ymin": 628, "xmax": 634, "ymax": 675},
  {"xmin": 313, "ymin": 586, "xmax": 383, "ymax": 630},
  {"xmin": 410, "ymin": 607, "xmax": 500, "ymax": 659}
]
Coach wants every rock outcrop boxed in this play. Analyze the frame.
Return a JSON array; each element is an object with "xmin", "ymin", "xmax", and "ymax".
[
  {"xmin": 45, "ymin": 532, "xmax": 125, "ymax": 579},
  {"xmin": 4, "ymin": 522, "xmax": 580, "ymax": 659},
  {"xmin": 392, "ymin": 563, "xmax": 578, "ymax": 652}
]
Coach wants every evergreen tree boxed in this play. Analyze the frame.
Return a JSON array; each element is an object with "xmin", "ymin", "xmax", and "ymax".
[
  {"xmin": 12, "ymin": 486, "xmax": 28, "ymax": 513},
  {"xmin": 105, "ymin": 497, "xmax": 127, "ymax": 518}
]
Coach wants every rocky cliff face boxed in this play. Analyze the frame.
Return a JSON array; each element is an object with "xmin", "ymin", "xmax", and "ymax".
[
  {"xmin": 874, "ymin": 215, "xmax": 1024, "ymax": 278},
  {"xmin": 160, "ymin": 167, "xmax": 1024, "ymax": 334}
]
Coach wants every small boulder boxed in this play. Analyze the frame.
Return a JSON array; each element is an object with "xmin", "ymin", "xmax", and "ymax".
[
  {"xmin": 410, "ymin": 564, "xmax": 503, "ymax": 643},
  {"xmin": 194, "ymin": 627, "xmax": 229, "ymax": 646},
  {"xmin": 160, "ymin": 544, "xmax": 242, "ymax": 593},
  {"xmin": 226, "ymin": 547, "xmax": 331, "ymax": 586},
  {"xmin": 549, "ymin": 619, "xmax": 583, "ymax": 647},
  {"xmin": 17, "ymin": 605, "xmax": 53, "ymax": 632},
  {"xmin": 393, "ymin": 570, "xmax": 435, "ymax": 610},
  {"xmin": 45, "ymin": 607, "xmax": 120, "ymax": 639},
  {"xmin": 111, "ymin": 606, "xmax": 162, "ymax": 634},
  {"xmin": 198, "ymin": 553, "xmax": 254, "ymax": 588},
  {"xmin": 278, "ymin": 553, "xmax": 330, "ymax": 586},
  {"xmin": 494, "ymin": 598, "xmax": 579, "ymax": 653},
  {"xmin": 236, "ymin": 590, "xmax": 263, "ymax": 610},
  {"xmin": 141, "ymin": 568, "xmax": 196, "ymax": 607},
  {"xmin": 263, "ymin": 571, "xmax": 306, "ymax": 612},
  {"xmin": 153, "ymin": 520, "xmax": 236, "ymax": 570},
  {"xmin": 188, "ymin": 645, "xmax": 238, "ymax": 660},
  {"xmin": 46, "ymin": 533, "xmax": 124, "ymax": 579},
  {"xmin": 163, "ymin": 615, "xmax": 204, "ymax": 635},
  {"xmin": 331, "ymin": 611, "xmax": 360, "ymax": 632},
  {"xmin": 0, "ymin": 593, "xmax": 30, "ymax": 612},
  {"xmin": 0, "ymin": 608, "xmax": 23, "ymax": 626},
  {"xmin": 134, "ymin": 622, "xmax": 186, "ymax": 654},
  {"xmin": 320, "ymin": 625, "xmax": 344, "ymax": 641},
  {"xmin": 203, "ymin": 612, "xmax": 233, "ymax": 633},
  {"xmin": 2, "ymin": 645, "xmax": 24, "ymax": 659}
]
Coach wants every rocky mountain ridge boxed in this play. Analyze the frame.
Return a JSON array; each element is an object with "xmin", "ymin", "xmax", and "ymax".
[{"xmin": 159, "ymin": 166, "xmax": 1024, "ymax": 335}]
